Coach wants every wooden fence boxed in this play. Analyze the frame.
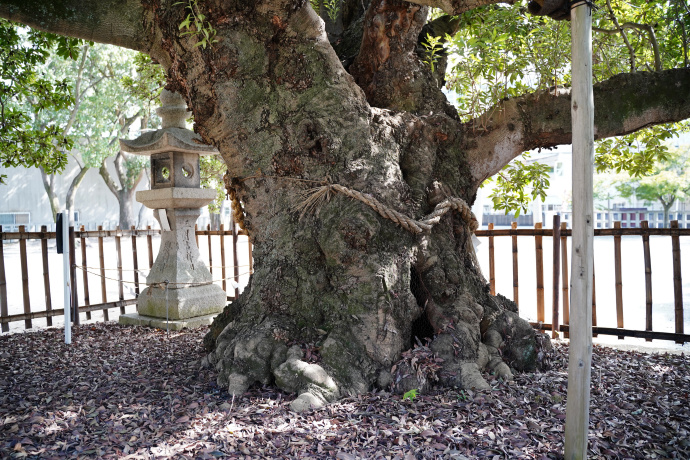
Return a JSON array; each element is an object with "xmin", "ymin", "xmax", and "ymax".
[
  {"xmin": 0, "ymin": 222, "xmax": 252, "ymax": 332},
  {"xmin": 476, "ymin": 218, "xmax": 690, "ymax": 343}
]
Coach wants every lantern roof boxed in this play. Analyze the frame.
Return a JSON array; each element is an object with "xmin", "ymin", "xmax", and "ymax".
[{"xmin": 119, "ymin": 89, "xmax": 219, "ymax": 156}]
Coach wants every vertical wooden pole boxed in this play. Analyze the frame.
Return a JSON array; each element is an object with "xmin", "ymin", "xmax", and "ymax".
[
  {"xmin": 641, "ymin": 221, "xmax": 653, "ymax": 341},
  {"xmin": 115, "ymin": 226, "xmax": 125, "ymax": 313},
  {"xmin": 195, "ymin": 223, "xmax": 199, "ymax": 248},
  {"xmin": 535, "ymin": 222, "xmax": 545, "ymax": 323},
  {"xmin": 147, "ymin": 225, "xmax": 154, "ymax": 269},
  {"xmin": 69, "ymin": 225, "xmax": 79, "ymax": 325},
  {"xmin": 552, "ymin": 215, "xmax": 561, "ymax": 339},
  {"xmin": 98, "ymin": 225, "xmax": 109, "ymax": 322},
  {"xmin": 613, "ymin": 221, "xmax": 624, "ymax": 337},
  {"xmin": 207, "ymin": 224, "xmax": 213, "ymax": 276},
  {"xmin": 220, "ymin": 224, "xmax": 227, "ymax": 292},
  {"xmin": 0, "ymin": 226, "xmax": 7, "ymax": 332},
  {"xmin": 592, "ymin": 261, "xmax": 599, "ymax": 337},
  {"xmin": 80, "ymin": 225, "xmax": 91, "ymax": 320},
  {"xmin": 671, "ymin": 220, "xmax": 684, "ymax": 343},
  {"xmin": 131, "ymin": 226, "xmax": 140, "ymax": 296},
  {"xmin": 565, "ymin": 2, "xmax": 594, "ymax": 457},
  {"xmin": 511, "ymin": 221, "xmax": 519, "ymax": 308},
  {"xmin": 231, "ymin": 210, "xmax": 240, "ymax": 299},
  {"xmin": 560, "ymin": 222, "xmax": 570, "ymax": 338},
  {"xmin": 41, "ymin": 226, "xmax": 53, "ymax": 327},
  {"xmin": 19, "ymin": 225, "xmax": 32, "ymax": 329},
  {"xmin": 248, "ymin": 236, "xmax": 253, "ymax": 274},
  {"xmin": 488, "ymin": 223, "xmax": 495, "ymax": 296}
]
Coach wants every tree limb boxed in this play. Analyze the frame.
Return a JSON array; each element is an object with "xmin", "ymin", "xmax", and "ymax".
[
  {"xmin": 0, "ymin": 0, "xmax": 151, "ymax": 52},
  {"xmin": 465, "ymin": 68, "xmax": 690, "ymax": 187}
]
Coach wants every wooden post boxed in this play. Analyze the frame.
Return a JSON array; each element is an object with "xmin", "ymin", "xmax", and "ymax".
[
  {"xmin": 131, "ymin": 226, "xmax": 140, "ymax": 296},
  {"xmin": 146, "ymin": 225, "xmax": 154, "ymax": 269},
  {"xmin": 488, "ymin": 223, "xmax": 495, "ymax": 295},
  {"xmin": 613, "ymin": 221, "xmax": 624, "ymax": 338},
  {"xmin": 220, "ymin": 224, "xmax": 227, "ymax": 292},
  {"xmin": 511, "ymin": 221, "xmax": 519, "ymax": 308},
  {"xmin": 535, "ymin": 222, "xmax": 545, "ymax": 323},
  {"xmin": 41, "ymin": 225, "xmax": 53, "ymax": 327},
  {"xmin": 115, "ymin": 226, "xmax": 125, "ymax": 313},
  {"xmin": 0, "ymin": 226, "xmax": 8, "ymax": 332},
  {"xmin": 195, "ymin": 223, "xmax": 199, "ymax": 247},
  {"xmin": 641, "ymin": 221, "xmax": 653, "ymax": 341},
  {"xmin": 69, "ymin": 225, "xmax": 79, "ymax": 325},
  {"xmin": 231, "ymin": 210, "xmax": 240, "ymax": 299},
  {"xmin": 80, "ymin": 225, "xmax": 92, "ymax": 320},
  {"xmin": 207, "ymin": 224, "xmax": 213, "ymax": 276},
  {"xmin": 671, "ymin": 220, "xmax": 684, "ymax": 342},
  {"xmin": 552, "ymin": 215, "xmax": 561, "ymax": 339},
  {"xmin": 592, "ymin": 261, "xmax": 599, "ymax": 337},
  {"xmin": 98, "ymin": 225, "xmax": 109, "ymax": 322},
  {"xmin": 565, "ymin": 1, "xmax": 594, "ymax": 457},
  {"xmin": 19, "ymin": 226, "xmax": 32, "ymax": 329},
  {"xmin": 560, "ymin": 222, "xmax": 570, "ymax": 338}
]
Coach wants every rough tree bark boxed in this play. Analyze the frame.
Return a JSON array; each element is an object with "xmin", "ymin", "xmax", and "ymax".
[{"xmin": 2, "ymin": 0, "xmax": 689, "ymax": 411}]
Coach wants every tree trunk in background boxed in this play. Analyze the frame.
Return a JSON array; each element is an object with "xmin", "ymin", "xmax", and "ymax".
[{"xmin": 39, "ymin": 167, "xmax": 60, "ymax": 223}]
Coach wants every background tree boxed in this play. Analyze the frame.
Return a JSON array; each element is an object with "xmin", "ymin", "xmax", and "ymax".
[
  {"xmin": 0, "ymin": 19, "xmax": 80, "ymax": 184},
  {"xmin": 615, "ymin": 147, "xmax": 690, "ymax": 228},
  {"xmin": 1, "ymin": 0, "xmax": 689, "ymax": 412}
]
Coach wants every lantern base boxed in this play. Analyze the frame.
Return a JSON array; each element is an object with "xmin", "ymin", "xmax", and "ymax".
[
  {"xmin": 136, "ymin": 282, "xmax": 227, "ymax": 320},
  {"xmin": 118, "ymin": 312, "xmax": 220, "ymax": 331}
]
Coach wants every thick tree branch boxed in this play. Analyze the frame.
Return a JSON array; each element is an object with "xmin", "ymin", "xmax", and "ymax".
[
  {"xmin": 464, "ymin": 68, "xmax": 690, "ymax": 187},
  {"xmin": 0, "ymin": 0, "xmax": 152, "ymax": 53}
]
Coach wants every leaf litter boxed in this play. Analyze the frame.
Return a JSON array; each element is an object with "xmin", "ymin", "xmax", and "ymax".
[{"xmin": 0, "ymin": 323, "xmax": 688, "ymax": 459}]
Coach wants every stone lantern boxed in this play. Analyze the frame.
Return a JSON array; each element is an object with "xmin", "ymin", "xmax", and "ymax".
[{"xmin": 118, "ymin": 90, "xmax": 227, "ymax": 330}]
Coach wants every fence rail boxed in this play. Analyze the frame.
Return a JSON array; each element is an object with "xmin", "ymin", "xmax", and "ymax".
[
  {"xmin": 0, "ymin": 223, "xmax": 252, "ymax": 332},
  {"xmin": 476, "ymin": 218, "xmax": 689, "ymax": 343}
]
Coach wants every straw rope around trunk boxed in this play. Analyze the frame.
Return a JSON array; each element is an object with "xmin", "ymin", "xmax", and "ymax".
[{"xmin": 297, "ymin": 183, "xmax": 478, "ymax": 234}]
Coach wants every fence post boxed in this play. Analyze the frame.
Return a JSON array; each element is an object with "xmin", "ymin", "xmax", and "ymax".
[
  {"xmin": 220, "ymin": 224, "xmax": 227, "ymax": 292},
  {"xmin": 488, "ymin": 223, "xmax": 495, "ymax": 296},
  {"xmin": 69, "ymin": 225, "xmax": 79, "ymax": 325},
  {"xmin": 207, "ymin": 224, "xmax": 213, "ymax": 276},
  {"xmin": 511, "ymin": 221, "xmax": 519, "ymax": 308},
  {"xmin": 535, "ymin": 222, "xmax": 544, "ymax": 323},
  {"xmin": 232, "ymin": 210, "xmax": 240, "ymax": 299},
  {"xmin": 80, "ymin": 225, "xmax": 92, "ymax": 320},
  {"xmin": 98, "ymin": 225, "xmax": 109, "ymax": 322},
  {"xmin": 592, "ymin": 262, "xmax": 598, "ymax": 337},
  {"xmin": 560, "ymin": 222, "xmax": 570, "ymax": 338},
  {"xmin": 552, "ymin": 215, "xmax": 561, "ymax": 338},
  {"xmin": 19, "ymin": 225, "xmax": 32, "ymax": 329},
  {"xmin": 613, "ymin": 221, "xmax": 624, "ymax": 338},
  {"xmin": 41, "ymin": 225, "xmax": 53, "ymax": 327},
  {"xmin": 131, "ymin": 226, "xmax": 140, "ymax": 296},
  {"xmin": 671, "ymin": 220, "xmax": 684, "ymax": 343},
  {"xmin": 0, "ymin": 225, "xmax": 8, "ymax": 333},
  {"xmin": 641, "ymin": 221, "xmax": 653, "ymax": 341},
  {"xmin": 147, "ymin": 225, "xmax": 154, "ymax": 269},
  {"xmin": 115, "ymin": 226, "xmax": 124, "ymax": 313}
]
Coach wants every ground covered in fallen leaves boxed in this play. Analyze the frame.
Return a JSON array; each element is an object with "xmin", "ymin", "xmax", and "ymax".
[{"xmin": 0, "ymin": 323, "xmax": 688, "ymax": 459}]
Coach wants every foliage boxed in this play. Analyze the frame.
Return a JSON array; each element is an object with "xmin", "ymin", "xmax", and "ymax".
[
  {"xmin": 200, "ymin": 155, "xmax": 227, "ymax": 214},
  {"xmin": 309, "ymin": 0, "xmax": 340, "ymax": 24},
  {"xmin": 486, "ymin": 155, "xmax": 550, "ymax": 216},
  {"xmin": 175, "ymin": 0, "xmax": 219, "ymax": 49},
  {"xmin": 446, "ymin": 0, "xmax": 690, "ymax": 214},
  {"xmin": 421, "ymin": 33, "xmax": 445, "ymax": 73},
  {"xmin": 402, "ymin": 388, "xmax": 418, "ymax": 401},
  {"xmin": 0, "ymin": 19, "xmax": 84, "ymax": 183},
  {"xmin": 614, "ymin": 147, "xmax": 690, "ymax": 226}
]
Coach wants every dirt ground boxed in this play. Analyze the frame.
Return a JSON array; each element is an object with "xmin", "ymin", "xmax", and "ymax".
[{"xmin": 1, "ymin": 323, "xmax": 688, "ymax": 459}]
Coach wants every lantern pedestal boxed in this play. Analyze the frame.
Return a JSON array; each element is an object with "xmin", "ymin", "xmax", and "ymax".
[{"xmin": 118, "ymin": 90, "xmax": 227, "ymax": 331}]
